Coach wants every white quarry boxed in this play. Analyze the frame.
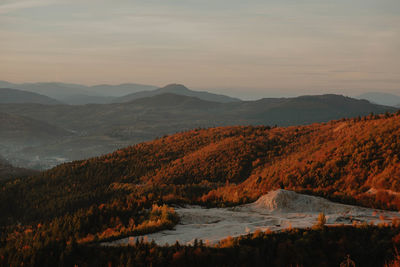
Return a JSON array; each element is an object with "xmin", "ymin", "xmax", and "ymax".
[{"xmin": 104, "ymin": 189, "xmax": 400, "ymax": 246}]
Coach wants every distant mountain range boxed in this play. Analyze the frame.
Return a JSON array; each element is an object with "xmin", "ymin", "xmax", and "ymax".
[
  {"xmin": 3, "ymin": 80, "xmax": 400, "ymax": 109},
  {"xmin": 0, "ymin": 88, "xmax": 62, "ymax": 105},
  {"xmin": 88, "ymin": 83, "xmax": 158, "ymax": 97},
  {"xmin": 113, "ymin": 84, "xmax": 241, "ymax": 103},
  {"xmin": 0, "ymin": 81, "xmax": 158, "ymax": 105},
  {"xmin": 356, "ymin": 92, "xmax": 400, "ymax": 107},
  {"xmin": 0, "ymin": 82, "xmax": 239, "ymax": 105},
  {"xmin": 0, "ymin": 93, "xmax": 392, "ymax": 136},
  {"xmin": 0, "ymin": 81, "xmax": 95, "ymax": 100},
  {"xmin": 0, "ymin": 89, "xmax": 395, "ymax": 169}
]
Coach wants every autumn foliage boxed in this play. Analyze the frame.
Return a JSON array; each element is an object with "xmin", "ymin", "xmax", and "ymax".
[{"xmin": 1, "ymin": 111, "xmax": 400, "ymax": 266}]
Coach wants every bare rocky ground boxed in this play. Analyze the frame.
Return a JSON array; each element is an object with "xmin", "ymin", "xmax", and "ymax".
[{"xmin": 104, "ymin": 189, "xmax": 400, "ymax": 246}]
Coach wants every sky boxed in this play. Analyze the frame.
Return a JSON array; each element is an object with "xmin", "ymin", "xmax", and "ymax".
[{"xmin": 0, "ymin": 0, "xmax": 399, "ymax": 99}]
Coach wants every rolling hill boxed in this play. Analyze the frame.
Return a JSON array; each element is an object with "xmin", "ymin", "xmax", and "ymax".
[
  {"xmin": 0, "ymin": 88, "xmax": 62, "ymax": 105},
  {"xmin": 357, "ymin": 92, "xmax": 400, "ymax": 107},
  {"xmin": 2, "ymin": 111, "xmax": 400, "ymax": 224},
  {"xmin": 0, "ymin": 93, "xmax": 393, "ymax": 137},
  {"xmin": 0, "ymin": 93, "xmax": 394, "ymax": 168},
  {"xmin": 59, "ymin": 94, "xmax": 115, "ymax": 105},
  {"xmin": 88, "ymin": 83, "xmax": 158, "ymax": 97},
  {"xmin": 58, "ymin": 83, "xmax": 158, "ymax": 104},
  {"xmin": 0, "ymin": 81, "xmax": 158, "ymax": 104},
  {"xmin": 113, "ymin": 84, "xmax": 241, "ymax": 103},
  {"xmin": 0, "ymin": 81, "xmax": 94, "ymax": 100},
  {"xmin": 0, "ymin": 156, "xmax": 37, "ymax": 181},
  {"xmin": 0, "ymin": 112, "xmax": 70, "ymax": 143},
  {"xmin": 0, "ymin": 111, "xmax": 74, "ymax": 168}
]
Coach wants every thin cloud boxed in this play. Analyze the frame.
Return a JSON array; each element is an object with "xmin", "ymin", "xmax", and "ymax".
[
  {"xmin": 340, "ymin": 79, "xmax": 400, "ymax": 84},
  {"xmin": 1, "ymin": 0, "xmax": 399, "ymax": 93},
  {"xmin": 0, "ymin": 0, "xmax": 57, "ymax": 14}
]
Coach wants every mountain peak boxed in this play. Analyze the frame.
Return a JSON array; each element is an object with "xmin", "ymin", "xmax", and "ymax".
[
  {"xmin": 114, "ymin": 84, "xmax": 240, "ymax": 104},
  {"xmin": 158, "ymin": 84, "xmax": 190, "ymax": 93}
]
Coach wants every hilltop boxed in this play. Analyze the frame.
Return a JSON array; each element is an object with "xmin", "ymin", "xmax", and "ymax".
[{"xmin": 113, "ymin": 84, "xmax": 241, "ymax": 103}]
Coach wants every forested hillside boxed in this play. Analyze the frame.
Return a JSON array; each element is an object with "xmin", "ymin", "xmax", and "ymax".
[
  {"xmin": 0, "ymin": 156, "xmax": 37, "ymax": 181},
  {"xmin": 1, "ymin": 110, "xmax": 400, "ymax": 266},
  {"xmin": 0, "ymin": 112, "xmax": 71, "ymax": 144}
]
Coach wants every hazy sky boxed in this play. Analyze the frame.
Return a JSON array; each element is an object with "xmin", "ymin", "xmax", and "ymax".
[{"xmin": 0, "ymin": 0, "xmax": 399, "ymax": 98}]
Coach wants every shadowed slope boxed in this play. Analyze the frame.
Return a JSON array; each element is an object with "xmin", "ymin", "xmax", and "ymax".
[{"xmin": 0, "ymin": 88, "xmax": 62, "ymax": 105}]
